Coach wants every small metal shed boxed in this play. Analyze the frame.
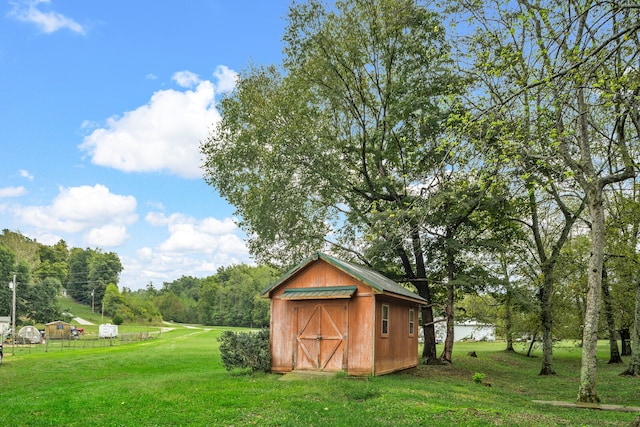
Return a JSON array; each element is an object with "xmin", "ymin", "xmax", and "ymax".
[{"xmin": 262, "ymin": 252, "xmax": 426, "ymax": 376}]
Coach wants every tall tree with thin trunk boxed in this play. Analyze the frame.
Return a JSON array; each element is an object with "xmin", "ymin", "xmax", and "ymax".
[
  {"xmin": 449, "ymin": 0, "xmax": 639, "ymax": 402},
  {"xmin": 424, "ymin": 171, "xmax": 514, "ymax": 364},
  {"xmin": 601, "ymin": 263, "xmax": 623, "ymax": 364},
  {"xmin": 202, "ymin": 0, "xmax": 467, "ymax": 363},
  {"xmin": 526, "ymin": 183, "xmax": 585, "ymax": 375}
]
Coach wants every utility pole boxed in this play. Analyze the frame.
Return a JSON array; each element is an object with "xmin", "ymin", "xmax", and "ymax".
[
  {"xmin": 10, "ymin": 274, "xmax": 16, "ymax": 355},
  {"xmin": 91, "ymin": 289, "xmax": 95, "ymax": 313}
]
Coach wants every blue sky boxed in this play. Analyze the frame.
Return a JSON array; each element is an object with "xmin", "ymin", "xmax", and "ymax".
[{"xmin": 0, "ymin": 0, "xmax": 291, "ymax": 290}]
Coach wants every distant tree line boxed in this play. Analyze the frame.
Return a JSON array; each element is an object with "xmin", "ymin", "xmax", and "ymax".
[
  {"xmin": 98, "ymin": 264, "xmax": 275, "ymax": 327},
  {"xmin": 0, "ymin": 229, "xmax": 125, "ymax": 327},
  {"xmin": 149, "ymin": 264, "xmax": 276, "ymax": 328},
  {"xmin": 0, "ymin": 229, "xmax": 275, "ymax": 329}
]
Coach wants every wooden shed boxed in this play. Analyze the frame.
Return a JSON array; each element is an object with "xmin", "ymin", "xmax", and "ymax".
[
  {"xmin": 45, "ymin": 321, "xmax": 71, "ymax": 339},
  {"xmin": 262, "ymin": 252, "xmax": 427, "ymax": 376}
]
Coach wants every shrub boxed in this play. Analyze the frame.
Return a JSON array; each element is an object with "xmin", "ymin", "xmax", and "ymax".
[
  {"xmin": 472, "ymin": 372, "xmax": 485, "ymax": 384},
  {"xmin": 111, "ymin": 313, "xmax": 124, "ymax": 325},
  {"xmin": 218, "ymin": 329, "xmax": 271, "ymax": 373}
]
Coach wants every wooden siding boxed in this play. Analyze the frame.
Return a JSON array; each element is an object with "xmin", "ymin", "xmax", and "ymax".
[
  {"xmin": 45, "ymin": 321, "xmax": 71, "ymax": 340},
  {"xmin": 268, "ymin": 259, "xmax": 419, "ymax": 376},
  {"xmin": 373, "ymin": 296, "xmax": 420, "ymax": 375}
]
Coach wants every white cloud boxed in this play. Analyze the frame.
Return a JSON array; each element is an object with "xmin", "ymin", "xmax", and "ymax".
[
  {"xmin": 15, "ymin": 184, "xmax": 137, "ymax": 245},
  {"xmin": 145, "ymin": 211, "xmax": 172, "ymax": 227},
  {"xmin": 212, "ymin": 65, "xmax": 237, "ymax": 94},
  {"xmin": 119, "ymin": 243, "xmax": 251, "ymax": 290},
  {"xmin": 29, "ymin": 231, "xmax": 63, "ymax": 246},
  {"xmin": 78, "ymin": 67, "xmax": 237, "ymax": 179},
  {"xmin": 126, "ymin": 210, "xmax": 250, "ymax": 287},
  {"xmin": 146, "ymin": 211, "xmax": 245, "ymax": 255},
  {"xmin": 19, "ymin": 169, "xmax": 34, "ymax": 181},
  {"xmin": 173, "ymin": 71, "xmax": 201, "ymax": 88},
  {"xmin": 137, "ymin": 247, "xmax": 153, "ymax": 260},
  {"xmin": 0, "ymin": 186, "xmax": 26, "ymax": 198},
  {"xmin": 79, "ymin": 80, "xmax": 218, "ymax": 179},
  {"xmin": 8, "ymin": 0, "xmax": 85, "ymax": 35},
  {"xmin": 85, "ymin": 224, "xmax": 129, "ymax": 247}
]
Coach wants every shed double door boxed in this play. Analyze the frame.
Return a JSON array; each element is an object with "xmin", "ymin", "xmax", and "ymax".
[{"xmin": 294, "ymin": 302, "xmax": 348, "ymax": 371}]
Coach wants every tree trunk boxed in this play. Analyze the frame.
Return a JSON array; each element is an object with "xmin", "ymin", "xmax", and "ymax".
[
  {"xmin": 505, "ymin": 286, "xmax": 515, "ymax": 352},
  {"xmin": 620, "ymin": 280, "xmax": 640, "ymax": 376},
  {"xmin": 500, "ymin": 255, "xmax": 515, "ymax": 352},
  {"xmin": 405, "ymin": 229, "xmax": 438, "ymax": 364},
  {"xmin": 577, "ymin": 189, "xmax": 605, "ymax": 403},
  {"xmin": 420, "ymin": 304, "xmax": 438, "ymax": 363},
  {"xmin": 440, "ymin": 282, "xmax": 454, "ymax": 363},
  {"xmin": 527, "ymin": 331, "xmax": 538, "ymax": 358},
  {"xmin": 620, "ymin": 327, "xmax": 631, "ymax": 356},
  {"xmin": 525, "ymin": 184, "xmax": 578, "ymax": 376},
  {"xmin": 539, "ymin": 268, "xmax": 556, "ymax": 375},
  {"xmin": 602, "ymin": 265, "xmax": 622, "ymax": 364},
  {"xmin": 440, "ymin": 246, "xmax": 455, "ymax": 364}
]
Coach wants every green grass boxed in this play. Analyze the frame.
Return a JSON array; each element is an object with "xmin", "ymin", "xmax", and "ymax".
[
  {"xmin": 57, "ymin": 295, "xmax": 112, "ymax": 327},
  {"xmin": 1, "ymin": 330, "xmax": 637, "ymax": 426}
]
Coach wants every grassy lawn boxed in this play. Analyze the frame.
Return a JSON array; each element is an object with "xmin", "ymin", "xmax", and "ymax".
[
  {"xmin": 1, "ymin": 328, "xmax": 637, "ymax": 426},
  {"xmin": 57, "ymin": 295, "xmax": 113, "ymax": 328}
]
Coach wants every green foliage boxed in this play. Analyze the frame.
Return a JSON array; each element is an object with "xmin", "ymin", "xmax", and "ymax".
[
  {"xmin": 67, "ymin": 247, "xmax": 91, "ymax": 303},
  {"xmin": 67, "ymin": 248, "xmax": 123, "ymax": 307},
  {"xmin": 155, "ymin": 291, "xmax": 196, "ymax": 323},
  {"xmin": 450, "ymin": 0, "xmax": 640, "ymax": 399},
  {"xmin": 217, "ymin": 329, "xmax": 271, "ymax": 373},
  {"xmin": 102, "ymin": 283, "xmax": 125, "ymax": 316},
  {"xmin": 202, "ymin": 0, "xmax": 466, "ymax": 271},
  {"xmin": 0, "ymin": 244, "xmax": 16, "ymax": 316},
  {"xmin": 104, "ymin": 286, "xmax": 162, "ymax": 324},
  {"xmin": 472, "ymin": 372, "xmax": 485, "ymax": 383},
  {"xmin": 196, "ymin": 265, "xmax": 277, "ymax": 327},
  {"xmin": 27, "ymin": 277, "xmax": 62, "ymax": 324},
  {"xmin": 111, "ymin": 313, "xmax": 123, "ymax": 325},
  {"xmin": 0, "ymin": 229, "xmax": 40, "ymax": 270},
  {"xmin": 0, "ymin": 230, "xmax": 127, "ymax": 326},
  {"xmin": 34, "ymin": 240, "xmax": 69, "ymax": 283}
]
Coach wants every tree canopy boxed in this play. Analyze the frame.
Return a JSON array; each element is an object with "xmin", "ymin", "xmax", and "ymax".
[
  {"xmin": 202, "ymin": 0, "xmax": 474, "ymax": 363},
  {"xmin": 202, "ymin": 0, "xmax": 640, "ymax": 400}
]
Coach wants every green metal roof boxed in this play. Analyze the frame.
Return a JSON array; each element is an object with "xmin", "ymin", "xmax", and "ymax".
[
  {"xmin": 262, "ymin": 252, "xmax": 426, "ymax": 304},
  {"xmin": 281, "ymin": 286, "xmax": 357, "ymax": 300}
]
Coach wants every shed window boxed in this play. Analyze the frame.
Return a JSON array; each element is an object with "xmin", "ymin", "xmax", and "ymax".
[
  {"xmin": 381, "ymin": 304, "xmax": 389, "ymax": 335},
  {"xmin": 409, "ymin": 308, "xmax": 415, "ymax": 336}
]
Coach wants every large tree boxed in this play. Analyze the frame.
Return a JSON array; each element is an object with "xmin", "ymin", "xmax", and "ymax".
[
  {"xmin": 27, "ymin": 277, "xmax": 62, "ymax": 324},
  {"xmin": 422, "ymin": 170, "xmax": 515, "ymax": 363},
  {"xmin": 67, "ymin": 248, "xmax": 122, "ymax": 309},
  {"xmin": 451, "ymin": 0, "xmax": 639, "ymax": 402},
  {"xmin": 202, "ymin": 0, "xmax": 466, "ymax": 362}
]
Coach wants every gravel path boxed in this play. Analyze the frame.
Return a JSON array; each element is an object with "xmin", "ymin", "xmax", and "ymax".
[{"xmin": 73, "ymin": 317, "xmax": 94, "ymax": 325}]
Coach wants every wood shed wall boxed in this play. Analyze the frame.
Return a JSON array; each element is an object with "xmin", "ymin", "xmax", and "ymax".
[
  {"xmin": 373, "ymin": 296, "xmax": 420, "ymax": 375},
  {"xmin": 45, "ymin": 321, "xmax": 71, "ymax": 339},
  {"xmin": 269, "ymin": 261, "xmax": 377, "ymax": 375}
]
